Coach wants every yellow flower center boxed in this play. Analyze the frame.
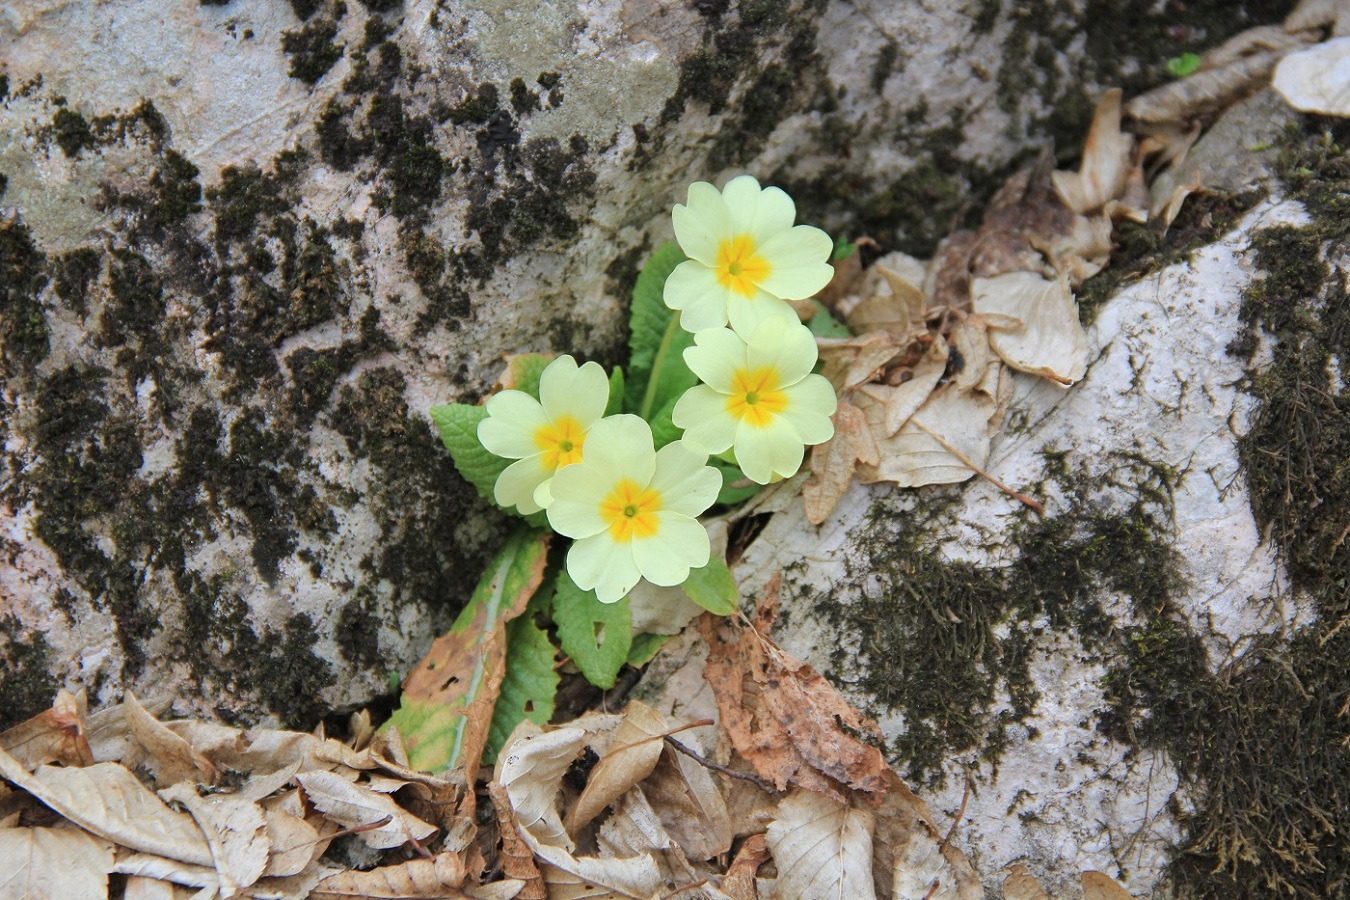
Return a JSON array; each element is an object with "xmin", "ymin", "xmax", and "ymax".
[
  {"xmin": 726, "ymin": 367, "xmax": 788, "ymax": 428},
  {"xmin": 534, "ymin": 416, "xmax": 586, "ymax": 470},
  {"xmin": 715, "ymin": 234, "xmax": 772, "ymax": 298},
  {"xmin": 600, "ymin": 479, "xmax": 662, "ymax": 542}
]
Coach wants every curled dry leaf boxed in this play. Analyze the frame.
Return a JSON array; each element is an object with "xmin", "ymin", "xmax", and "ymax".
[
  {"xmin": 764, "ymin": 789, "xmax": 876, "ymax": 900},
  {"xmin": 489, "ymin": 782, "xmax": 548, "ymax": 900},
  {"xmin": 699, "ymin": 600, "xmax": 889, "ymax": 798},
  {"xmin": 309, "ymin": 853, "xmax": 482, "ymax": 900},
  {"xmin": 1125, "ymin": 50, "xmax": 1289, "ymax": 124},
  {"xmin": 855, "ymin": 337, "xmax": 949, "ymax": 437},
  {"xmin": 721, "ymin": 832, "xmax": 770, "ymax": 900},
  {"xmin": 495, "ymin": 723, "xmax": 591, "ymax": 850},
  {"xmin": 515, "ymin": 821, "xmax": 664, "ymax": 900},
  {"xmin": 871, "ymin": 770, "xmax": 982, "ymax": 900},
  {"xmin": 818, "ymin": 331, "xmax": 907, "ymax": 392},
  {"xmin": 0, "ymin": 746, "xmax": 214, "ymax": 867},
  {"xmin": 163, "ymin": 720, "xmax": 322, "ymax": 777},
  {"xmin": 640, "ymin": 741, "xmax": 733, "ymax": 861},
  {"xmin": 802, "ymin": 398, "xmax": 878, "ymax": 526},
  {"xmin": 0, "ymin": 688, "xmax": 94, "ymax": 769},
  {"xmin": 972, "ymin": 272, "xmax": 1088, "ymax": 385},
  {"xmin": 566, "ymin": 701, "xmax": 669, "ymax": 835},
  {"xmin": 597, "ymin": 787, "xmax": 697, "ymax": 886},
  {"xmin": 159, "ymin": 783, "xmax": 268, "ymax": 895},
  {"xmin": 262, "ymin": 806, "xmax": 321, "ymax": 878},
  {"xmin": 295, "ymin": 770, "xmax": 437, "ymax": 851},
  {"xmin": 1051, "ymin": 89, "xmax": 1132, "ymax": 215},
  {"xmin": 112, "ymin": 853, "xmax": 220, "ymax": 890},
  {"xmin": 0, "ymin": 826, "xmax": 115, "ymax": 900},
  {"xmin": 1286, "ymin": 0, "xmax": 1350, "ymax": 33},
  {"xmin": 124, "ymin": 692, "xmax": 219, "ymax": 788}
]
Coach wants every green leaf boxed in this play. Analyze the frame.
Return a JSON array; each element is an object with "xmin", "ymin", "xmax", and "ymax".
[
  {"xmin": 682, "ymin": 557, "xmax": 739, "ymax": 616},
  {"xmin": 832, "ymin": 234, "xmax": 857, "ymax": 262},
  {"xmin": 714, "ymin": 460, "xmax": 761, "ymax": 505},
  {"xmin": 505, "ymin": 353, "xmax": 554, "ymax": 398},
  {"xmin": 486, "ymin": 602, "xmax": 559, "ymax": 763},
  {"xmin": 807, "ymin": 300, "xmax": 852, "ymax": 339},
  {"xmin": 554, "ymin": 570, "xmax": 633, "ymax": 689},
  {"xmin": 625, "ymin": 242, "xmax": 699, "ymax": 419},
  {"xmin": 386, "ymin": 529, "xmax": 551, "ymax": 772},
  {"xmin": 626, "ymin": 632, "xmax": 671, "ymax": 667},
  {"xmin": 649, "ymin": 393, "xmax": 684, "ymax": 449},
  {"xmin": 430, "ymin": 404, "xmax": 506, "ymax": 501},
  {"xmin": 606, "ymin": 366, "xmax": 625, "ymax": 416},
  {"xmin": 1166, "ymin": 52, "xmax": 1202, "ymax": 78}
]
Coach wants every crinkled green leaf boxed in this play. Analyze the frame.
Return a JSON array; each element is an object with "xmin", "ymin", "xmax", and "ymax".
[
  {"xmin": 625, "ymin": 242, "xmax": 698, "ymax": 419},
  {"xmin": 714, "ymin": 460, "xmax": 761, "ymax": 505},
  {"xmin": 807, "ymin": 300, "xmax": 852, "ymax": 339},
  {"xmin": 649, "ymin": 393, "xmax": 683, "ymax": 449},
  {"xmin": 554, "ymin": 571, "xmax": 633, "ymax": 689},
  {"xmin": 506, "ymin": 353, "xmax": 554, "ymax": 398},
  {"xmin": 486, "ymin": 602, "xmax": 559, "ymax": 763},
  {"xmin": 682, "ymin": 557, "xmax": 739, "ymax": 616},
  {"xmin": 606, "ymin": 366, "xmax": 625, "ymax": 416},
  {"xmin": 626, "ymin": 632, "xmax": 671, "ymax": 667},
  {"xmin": 832, "ymin": 235, "xmax": 857, "ymax": 262},
  {"xmin": 386, "ymin": 529, "xmax": 551, "ymax": 772},
  {"xmin": 430, "ymin": 403, "xmax": 548, "ymax": 528}
]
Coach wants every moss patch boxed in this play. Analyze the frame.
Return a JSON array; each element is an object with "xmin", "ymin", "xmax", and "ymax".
[{"xmin": 0, "ymin": 615, "xmax": 60, "ymax": 731}]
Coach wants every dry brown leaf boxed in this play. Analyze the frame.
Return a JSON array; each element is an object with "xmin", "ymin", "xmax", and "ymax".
[
  {"xmin": 295, "ymin": 770, "xmax": 437, "ymax": 850},
  {"xmin": 495, "ymin": 723, "xmax": 592, "ymax": 850},
  {"xmin": 84, "ymin": 696, "xmax": 170, "ymax": 765},
  {"xmin": 489, "ymin": 782, "xmax": 548, "ymax": 900},
  {"xmin": 818, "ymin": 331, "xmax": 906, "ymax": 392},
  {"xmin": 1052, "ymin": 89, "xmax": 1132, "ymax": 214},
  {"xmin": 950, "ymin": 320, "xmax": 993, "ymax": 393},
  {"xmin": 122, "ymin": 875, "xmax": 178, "ymax": 900},
  {"xmin": 1081, "ymin": 870, "xmax": 1135, "ymax": 900},
  {"xmin": 566, "ymin": 701, "xmax": 669, "ymax": 835},
  {"xmin": 262, "ymin": 806, "xmax": 320, "ymax": 878},
  {"xmin": 857, "ymin": 337, "xmax": 950, "ymax": 437},
  {"xmin": 1273, "ymin": 36, "xmax": 1350, "ymax": 115},
  {"xmin": 597, "ymin": 788, "xmax": 697, "ymax": 886},
  {"xmin": 309, "ymin": 853, "xmax": 482, "ymax": 899},
  {"xmin": 1125, "ymin": 50, "xmax": 1288, "ymax": 124},
  {"xmin": 764, "ymin": 789, "xmax": 876, "ymax": 900},
  {"xmin": 516, "ymin": 821, "xmax": 664, "ymax": 900},
  {"xmin": 0, "ymin": 689, "xmax": 94, "ymax": 770},
  {"xmin": 870, "ymin": 768, "xmax": 983, "ymax": 900},
  {"xmin": 124, "ymin": 692, "xmax": 219, "ymax": 789},
  {"xmin": 857, "ymin": 380, "xmax": 996, "ymax": 488},
  {"xmin": 112, "ymin": 853, "xmax": 219, "ymax": 889},
  {"xmin": 971, "ymin": 272, "xmax": 1088, "ymax": 385},
  {"xmin": 0, "ymin": 826, "xmax": 115, "ymax": 899},
  {"xmin": 802, "ymin": 398, "xmax": 877, "ymax": 526},
  {"xmin": 0, "ymin": 747, "xmax": 215, "ymax": 867},
  {"xmin": 641, "ymin": 742, "xmax": 732, "ymax": 861},
  {"xmin": 164, "ymin": 720, "xmax": 322, "ymax": 777},
  {"xmin": 1002, "ymin": 865, "xmax": 1051, "ymax": 900},
  {"xmin": 159, "ymin": 784, "xmax": 268, "ymax": 895},
  {"xmin": 721, "ymin": 832, "xmax": 770, "ymax": 900},
  {"xmin": 926, "ymin": 231, "xmax": 978, "ymax": 311},
  {"xmin": 699, "ymin": 597, "xmax": 889, "ymax": 798}
]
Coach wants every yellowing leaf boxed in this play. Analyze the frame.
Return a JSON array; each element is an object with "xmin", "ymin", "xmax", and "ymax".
[
  {"xmin": 0, "ymin": 827, "xmax": 114, "ymax": 900},
  {"xmin": 972, "ymin": 272, "xmax": 1088, "ymax": 385},
  {"xmin": 765, "ymin": 790, "xmax": 876, "ymax": 900},
  {"xmin": 295, "ymin": 771, "xmax": 437, "ymax": 850},
  {"xmin": 566, "ymin": 702, "xmax": 668, "ymax": 834}
]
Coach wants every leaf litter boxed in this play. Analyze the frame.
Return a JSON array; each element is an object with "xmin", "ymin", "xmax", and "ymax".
[{"xmin": 8, "ymin": 9, "xmax": 1344, "ymax": 897}]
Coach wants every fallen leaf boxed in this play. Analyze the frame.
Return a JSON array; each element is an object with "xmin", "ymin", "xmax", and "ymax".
[
  {"xmin": 262, "ymin": 806, "xmax": 320, "ymax": 878},
  {"xmin": 0, "ymin": 747, "xmax": 214, "ymax": 867},
  {"xmin": 818, "ymin": 331, "xmax": 906, "ymax": 392},
  {"xmin": 309, "ymin": 853, "xmax": 479, "ymax": 899},
  {"xmin": 1124, "ymin": 50, "xmax": 1289, "ymax": 124},
  {"xmin": 1051, "ymin": 89, "xmax": 1132, "ymax": 214},
  {"xmin": 721, "ymin": 832, "xmax": 770, "ymax": 900},
  {"xmin": 388, "ymin": 529, "xmax": 551, "ymax": 777},
  {"xmin": 489, "ymin": 782, "xmax": 548, "ymax": 900},
  {"xmin": 495, "ymin": 723, "xmax": 593, "ymax": 850},
  {"xmin": 870, "ymin": 770, "xmax": 982, "ymax": 900},
  {"xmin": 122, "ymin": 875, "xmax": 178, "ymax": 900},
  {"xmin": 517, "ymin": 821, "xmax": 664, "ymax": 900},
  {"xmin": 1002, "ymin": 865, "xmax": 1051, "ymax": 900},
  {"xmin": 699, "ymin": 597, "xmax": 889, "ymax": 798},
  {"xmin": 764, "ymin": 789, "xmax": 876, "ymax": 900},
  {"xmin": 0, "ymin": 827, "xmax": 115, "ymax": 900},
  {"xmin": 159, "ymin": 784, "xmax": 268, "ymax": 896},
  {"xmin": 295, "ymin": 770, "xmax": 437, "ymax": 850},
  {"xmin": 567, "ymin": 702, "xmax": 669, "ymax": 834},
  {"xmin": 597, "ymin": 788, "xmax": 696, "ymax": 886},
  {"xmin": 857, "ymin": 380, "xmax": 996, "ymax": 488},
  {"xmin": 856, "ymin": 337, "xmax": 950, "ymax": 437},
  {"xmin": 802, "ymin": 398, "xmax": 878, "ymax": 525},
  {"xmin": 950, "ymin": 320, "xmax": 993, "ymax": 393},
  {"xmin": 641, "ymin": 741, "xmax": 733, "ymax": 861},
  {"xmin": 1273, "ymin": 36, "xmax": 1350, "ymax": 115},
  {"xmin": 1081, "ymin": 871, "xmax": 1135, "ymax": 900},
  {"xmin": 124, "ymin": 692, "xmax": 219, "ymax": 788},
  {"xmin": 0, "ymin": 689, "xmax": 94, "ymax": 770},
  {"xmin": 971, "ymin": 272, "xmax": 1088, "ymax": 385},
  {"xmin": 113, "ymin": 854, "xmax": 219, "ymax": 890}
]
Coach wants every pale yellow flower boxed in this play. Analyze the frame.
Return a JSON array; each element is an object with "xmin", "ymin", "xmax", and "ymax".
[
  {"xmin": 672, "ymin": 316, "xmax": 836, "ymax": 484},
  {"xmin": 477, "ymin": 355, "xmax": 610, "ymax": 515},
  {"xmin": 547, "ymin": 415, "xmax": 721, "ymax": 603},
  {"xmin": 664, "ymin": 175, "xmax": 835, "ymax": 334}
]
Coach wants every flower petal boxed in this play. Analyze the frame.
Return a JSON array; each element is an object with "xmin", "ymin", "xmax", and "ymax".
[
  {"xmin": 578, "ymin": 415, "xmax": 656, "ymax": 485},
  {"xmin": 745, "ymin": 315, "xmax": 819, "ymax": 386},
  {"xmin": 672, "ymin": 385, "xmax": 737, "ymax": 454},
  {"xmin": 664, "ymin": 260, "xmax": 733, "ymax": 331},
  {"xmin": 494, "ymin": 454, "xmax": 550, "ymax": 514},
  {"xmin": 672, "ymin": 182, "xmax": 730, "ymax": 266},
  {"xmin": 539, "ymin": 356, "xmax": 610, "ymax": 426},
  {"xmin": 632, "ymin": 515, "xmax": 710, "ymax": 587},
  {"xmin": 735, "ymin": 416, "xmax": 805, "ymax": 484},
  {"xmin": 727, "ymin": 291, "xmax": 797, "ymax": 336},
  {"xmin": 722, "ymin": 176, "xmax": 797, "ymax": 246},
  {"xmin": 479, "ymin": 391, "xmax": 549, "ymax": 458},
  {"xmin": 650, "ymin": 441, "xmax": 721, "ymax": 517},
  {"xmin": 568, "ymin": 535, "xmax": 641, "ymax": 603},
  {"xmin": 683, "ymin": 327, "xmax": 747, "ymax": 391},
  {"xmin": 755, "ymin": 225, "xmax": 835, "ymax": 299},
  {"xmin": 548, "ymin": 463, "xmax": 616, "ymax": 538},
  {"xmin": 780, "ymin": 375, "xmax": 838, "ymax": 446}
]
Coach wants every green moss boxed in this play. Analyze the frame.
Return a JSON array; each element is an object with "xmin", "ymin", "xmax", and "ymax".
[
  {"xmin": 0, "ymin": 616, "xmax": 60, "ymax": 731},
  {"xmin": 870, "ymin": 40, "xmax": 901, "ymax": 94},
  {"xmin": 52, "ymin": 107, "xmax": 95, "ymax": 159},
  {"xmin": 52, "ymin": 247, "xmax": 101, "ymax": 314},
  {"xmin": 282, "ymin": 6, "xmax": 346, "ymax": 85},
  {"xmin": 0, "ymin": 220, "xmax": 51, "ymax": 371},
  {"xmin": 445, "ymin": 83, "xmax": 501, "ymax": 126}
]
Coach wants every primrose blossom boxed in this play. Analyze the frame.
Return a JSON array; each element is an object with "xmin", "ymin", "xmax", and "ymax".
[
  {"xmin": 477, "ymin": 355, "xmax": 609, "ymax": 515},
  {"xmin": 664, "ymin": 175, "xmax": 836, "ymax": 334},
  {"xmin": 672, "ymin": 315, "xmax": 836, "ymax": 485},
  {"xmin": 547, "ymin": 415, "xmax": 721, "ymax": 603}
]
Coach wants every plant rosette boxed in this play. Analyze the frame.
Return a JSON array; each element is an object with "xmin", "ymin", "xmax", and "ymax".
[
  {"xmin": 477, "ymin": 355, "xmax": 611, "ymax": 515},
  {"xmin": 546, "ymin": 415, "xmax": 722, "ymax": 603},
  {"xmin": 673, "ymin": 315, "xmax": 837, "ymax": 484},
  {"xmin": 664, "ymin": 175, "xmax": 835, "ymax": 334}
]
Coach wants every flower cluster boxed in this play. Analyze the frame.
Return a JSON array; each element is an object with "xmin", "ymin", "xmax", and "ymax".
[{"xmin": 473, "ymin": 176, "xmax": 837, "ymax": 603}]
